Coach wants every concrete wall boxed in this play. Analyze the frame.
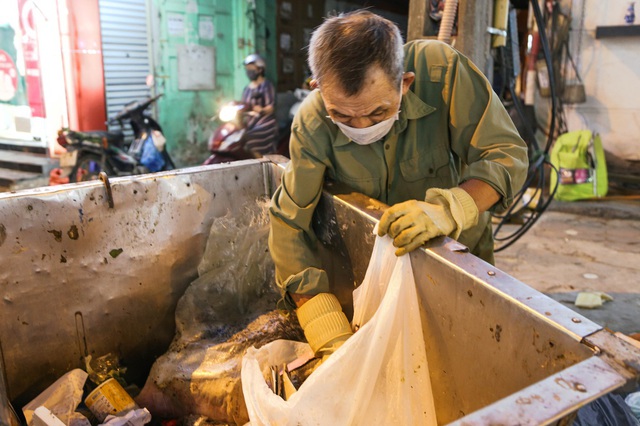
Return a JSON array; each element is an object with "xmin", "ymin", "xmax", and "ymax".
[{"xmin": 565, "ymin": 0, "xmax": 640, "ymax": 160}]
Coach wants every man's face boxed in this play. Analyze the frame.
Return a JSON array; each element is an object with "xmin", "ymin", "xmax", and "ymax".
[{"xmin": 320, "ymin": 66, "xmax": 414, "ymax": 129}]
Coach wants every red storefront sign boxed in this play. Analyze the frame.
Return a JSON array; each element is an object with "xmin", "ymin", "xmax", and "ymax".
[{"xmin": 18, "ymin": 0, "xmax": 45, "ymax": 118}]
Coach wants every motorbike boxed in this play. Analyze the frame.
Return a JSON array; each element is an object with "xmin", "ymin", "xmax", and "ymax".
[
  {"xmin": 57, "ymin": 94, "xmax": 175, "ymax": 182},
  {"xmin": 203, "ymin": 88, "xmax": 310, "ymax": 165},
  {"xmin": 203, "ymin": 101, "xmax": 257, "ymax": 165}
]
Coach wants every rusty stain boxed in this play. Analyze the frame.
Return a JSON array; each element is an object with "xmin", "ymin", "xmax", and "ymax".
[
  {"xmin": 487, "ymin": 270, "xmax": 496, "ymax": 276},
  {"xmin": 0, "ymin": 223, "xmax": 6, "ymax": 247},
  {"xmin": 555, "ymin": 377, "xmax": 573, "ymax": 390},
  {"xmin": 67, "ymin": 225, "xmax": 79, "ymax": 240},
  {"xmin": 574, "ymin": 383, "xmax": 587, "ymax": 392},
  {"xmin": 495, "ymin": 324, "xmax": 502, "ymax": 342},
  {"xmin": 109, "ymin": 248, "xmax": 123, "ymax": 258},
  {"xmin": 553, "ymin": 393, "xmax": 562, "ymax": 401},
  {"xmin": 48, "ymin": 229, "xmax": 62, "ymax": 242},
  {"xmin": 572, "ymin": 317, "xmax": 582, "ymax": 323},
  {"xmin": 516, "ymin": 397, "xmax": 532, "ymax": 405},
  {"xmin": 545, "ymin": 311, "xmax": 552, "ymax": 316}
]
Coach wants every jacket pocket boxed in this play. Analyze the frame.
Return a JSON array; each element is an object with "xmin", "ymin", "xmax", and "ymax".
[
  {"xmin": 399, "ymin": 149, "xmax": 453, "ymax": 183},
  {"xmin": 335, "ymin": 171, "xmax": 381, "ymax": 200}
]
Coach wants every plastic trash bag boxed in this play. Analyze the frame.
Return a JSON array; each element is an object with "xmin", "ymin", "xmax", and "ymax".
[
  {"xmin": 573, "ymin": 393, "xmax": 640, "ymax": 426},
  {"xmin": 101, "ymin": 408, "xmax": 152, "ymax": 426},
  {"xmin": 139, "ymin": 134, "xmax": 165, "ymax": 172},
  {"xmin": 625, "ymin": 391, "xmax": 640, "ymax": 422},
  {"xmin": 241, "ymin": 228, "xmax": 437, "ymax": 425}
]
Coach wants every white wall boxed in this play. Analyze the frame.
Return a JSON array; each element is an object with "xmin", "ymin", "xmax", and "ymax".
[
  {"xmin": 565, "ymin": 0, "xmax": 640, "ymax": 160},
  {"xmin": 35, "ymin": 0, "xmax": 68, "ymax": 152}
]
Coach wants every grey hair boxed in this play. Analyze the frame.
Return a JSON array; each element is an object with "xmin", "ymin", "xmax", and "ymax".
[{"xmin": 308, "ymin": 10, "xmax": 405, "ymax": 96}]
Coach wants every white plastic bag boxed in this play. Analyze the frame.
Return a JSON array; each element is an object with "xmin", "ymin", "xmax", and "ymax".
[
  {"xmin": 242, "ymin": 229, "xmax": 437, "ymax": 425},
  {"xmin": 100, "ymin": 408, "xmax": 152, "ymax": 426},
  {"xmin": 22, "ymin": 369, "xmax": 91, "ymax": 426}
]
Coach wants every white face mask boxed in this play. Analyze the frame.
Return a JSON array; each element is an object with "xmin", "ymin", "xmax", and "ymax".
[{"xmin": 331, "ymin": 111, "xmax": 400, "ymax": 145}]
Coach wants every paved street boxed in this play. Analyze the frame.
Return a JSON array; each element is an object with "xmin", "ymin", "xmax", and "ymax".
[{"xmin": 495, "ymin": 199, "xmax": 640, "ymax": 335}]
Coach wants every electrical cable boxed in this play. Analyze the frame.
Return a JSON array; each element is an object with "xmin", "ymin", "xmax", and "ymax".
[{"xmin": 492, "ymin": 0, "xmax": 561, "ymax": 252}]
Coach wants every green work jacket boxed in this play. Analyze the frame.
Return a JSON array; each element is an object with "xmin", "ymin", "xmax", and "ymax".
[{"xmin": 269, "ymin": 40, "xmax": 528, "ymax": 307}]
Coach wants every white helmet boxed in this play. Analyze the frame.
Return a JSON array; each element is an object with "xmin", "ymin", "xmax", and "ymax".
[{"xmin": 243, "ymin": 53, "xmax": 266, "ymax": 70}]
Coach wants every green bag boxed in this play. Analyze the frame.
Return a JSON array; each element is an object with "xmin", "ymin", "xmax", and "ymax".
[{"xmin": 550, "ymin": 130, "xmax": 608, "ymax": 201}]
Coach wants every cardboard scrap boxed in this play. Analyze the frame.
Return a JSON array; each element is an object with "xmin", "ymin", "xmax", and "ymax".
[{"xmin": 574, "ymin": 291, "xmax": 614, "ymax": 309}]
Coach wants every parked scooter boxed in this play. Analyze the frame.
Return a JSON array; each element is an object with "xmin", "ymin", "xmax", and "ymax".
[{"xmin": 57, "ymin": 94, "xmax": 175, "ymax": 182}]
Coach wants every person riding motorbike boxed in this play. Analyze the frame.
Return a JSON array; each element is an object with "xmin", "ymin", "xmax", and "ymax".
[
  {"xmin": 203, "ymin": 54, "xmax": 279, "ymax": 164},
  {"xmin": 237, "ymin": 54, "xmax": 279, "ymax": 156}
]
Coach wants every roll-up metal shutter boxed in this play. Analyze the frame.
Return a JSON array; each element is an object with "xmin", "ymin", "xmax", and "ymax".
[{"xmin": 99, "ymin": 0, "xmax": 151, "ymax": 137}]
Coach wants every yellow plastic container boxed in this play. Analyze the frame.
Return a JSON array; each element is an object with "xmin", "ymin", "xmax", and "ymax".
[{"xmin": 84, "ymin": 378, "xmax": 136, "ymax": 422}]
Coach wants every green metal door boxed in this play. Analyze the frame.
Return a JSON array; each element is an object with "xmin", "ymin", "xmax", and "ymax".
[{"xmin": 149, "ymin": 0, "xmax": 274, "ymax": 166}]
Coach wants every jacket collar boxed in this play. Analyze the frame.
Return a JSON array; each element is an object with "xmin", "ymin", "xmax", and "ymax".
[{"xmin": 331, "ymin": 90, "xmax": 436, "ymax": 147}]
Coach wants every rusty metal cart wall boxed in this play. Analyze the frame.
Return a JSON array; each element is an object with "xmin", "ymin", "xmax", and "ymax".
[{"xmin": 0, "ymin": 158, "xmax": 638, "ymax": 425}]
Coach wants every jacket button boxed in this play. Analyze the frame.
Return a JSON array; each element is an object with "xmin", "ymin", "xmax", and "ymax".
[
  {"xmin": 428, "ymin": 167, "xmax": 434, "ymax": 174},
  {"xmin": 385, "ymin": 144, "xmax": 390, "ymax": 150}
]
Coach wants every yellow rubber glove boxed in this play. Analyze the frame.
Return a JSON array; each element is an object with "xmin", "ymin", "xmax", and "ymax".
[
  {"xmin": 378, "ymin": 187, "xmax": 479, "ymax": 256},
  {"xmin": 297, "ymin": 293, "xmax": 353, "ymax": 362}
]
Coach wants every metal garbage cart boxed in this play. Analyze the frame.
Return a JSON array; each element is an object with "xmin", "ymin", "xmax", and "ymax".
[{"xmin": 0, "ymin": 157, "xmax": 638, "ymax": 425}]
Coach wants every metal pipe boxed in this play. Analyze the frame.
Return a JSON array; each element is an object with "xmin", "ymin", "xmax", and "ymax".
[
  {"xmin": 492, "ymin": 0, "xmax": 510, "ymax": 47},
  {"xmin": 437, "ymin": 0, "xmax": 459, "ymax": 44}
]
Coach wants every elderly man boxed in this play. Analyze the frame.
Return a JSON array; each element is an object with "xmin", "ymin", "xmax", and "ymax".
[{"xmin": 269, "ymin": 10, "xmax": 528, "ymax": 362}]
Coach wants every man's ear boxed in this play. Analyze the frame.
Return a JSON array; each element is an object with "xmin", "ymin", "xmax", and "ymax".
[{"xmin": 401, "ymin": 72, "xmax": 415, "ymax": 94}]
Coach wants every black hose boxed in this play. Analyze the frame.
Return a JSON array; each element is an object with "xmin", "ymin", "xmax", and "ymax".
[
  {"xmin": 492, "ymin": 0, "xmax": 561, "ymax": 252},
  {"xmin": 532, "ymin": 0, "xmax": 558, "ymax": 155}
]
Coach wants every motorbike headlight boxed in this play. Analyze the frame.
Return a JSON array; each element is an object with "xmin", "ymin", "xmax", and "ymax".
[{"xmin": 219, "ymin": 105, "xmax": 239, "ymax": 122}]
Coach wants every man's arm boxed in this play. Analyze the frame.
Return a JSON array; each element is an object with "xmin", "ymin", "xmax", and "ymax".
[
  {"xmin": 378, "ymin": 44, "xmax": 527, "ymax": 256},
  {"xmin": 446, "ymin": 49, "xmax": 529, "ymax": 211},
  {"xmin": 459, "ymin": 179, "xmax": 500, "ymax": 213},
  {"xmin": 268, "ymin": 107, "xmax": 354, "ymax": 360},
  {"xmin": 268, "ymin": 94, "xmax": 333, "ymax": 308}
]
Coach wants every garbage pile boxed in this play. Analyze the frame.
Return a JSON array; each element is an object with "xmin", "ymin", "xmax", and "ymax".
[
  {"xmin": 22, "ymin": 355, "xmax": 150, "ymax": 426},
  {"xmin": 134, "ymin": 199, "xmax": 310, "ymax": 425},
  {"xmin": 17, "ymin": 199, "xmax": 312, "ymax": 426}
]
